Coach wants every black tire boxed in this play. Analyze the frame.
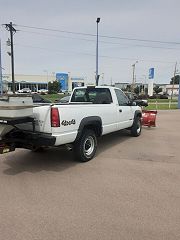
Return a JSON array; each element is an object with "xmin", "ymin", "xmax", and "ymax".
[
  {"xmin": 74, "ymin": 129, "xmax": 97, "ymax": 162},
  {"xmin": 131, "ymin": 116, "xmax": 142, "ymax": 137}
]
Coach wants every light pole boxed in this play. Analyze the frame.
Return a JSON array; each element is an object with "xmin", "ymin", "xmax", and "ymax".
[
  {"xmin": 142, "ymin": 75, "xmax": 147, "ymax": 94},
  {"xmin": 131, "ymin": 61, "xmax": 138, "ymax": 93},
  {"xmin": 96, "ymin": 17, "xmax": 100, "ymax": 86},
  {"xmin": 171, "ymin": 62, "xmax": 177, "ymax": 100}
]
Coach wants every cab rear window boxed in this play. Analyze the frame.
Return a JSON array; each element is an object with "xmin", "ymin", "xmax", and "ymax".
[{"xmin": 71, "ymin": 88, "xmax": 112, "ymax": 104}]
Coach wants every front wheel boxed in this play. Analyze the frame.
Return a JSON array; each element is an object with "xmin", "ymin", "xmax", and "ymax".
[
  {"xmin": 130, "ymin": 117, "xmax": 142, "ymax": 137},
  {"xmin": 74, "ymin": 129, "xmax": 97, "ymax": 162}
]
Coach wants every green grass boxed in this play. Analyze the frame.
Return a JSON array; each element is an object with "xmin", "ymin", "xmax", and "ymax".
[
  {"xmin": 42, "ymin": 93, "xmax": 68, "ymax": 102},
  {"xmin": 146, "ymin": 104, "xmax": 178, "ymax": 110},
  {"xmin": 147, "ymin": 99, "xmax": 177, "ymax": 103}
]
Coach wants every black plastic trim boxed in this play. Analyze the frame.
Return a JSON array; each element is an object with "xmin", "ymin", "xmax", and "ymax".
[
  {"xmin": 134, "ymin": 110, "xmax": 142, "ymax": 119},
  {"xmin": 0, "ymin": 130, "xmax": 56, "ymax": 149},
  {"xmin": 75, "ymin": 116, "xmax": 102, "ymax": 142}
]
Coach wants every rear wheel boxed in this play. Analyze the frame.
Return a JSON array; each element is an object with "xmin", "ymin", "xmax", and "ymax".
[
  {"xmin": 74, "ymin": 129, "xmax": 97, "ymax": 162},
  {"xmin": 131, "ymin": 116, "xmax": 142, "ymax": 137}
]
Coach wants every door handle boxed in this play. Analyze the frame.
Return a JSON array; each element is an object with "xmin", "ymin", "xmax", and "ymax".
[{"xmin": 119, "ymin": 109, "xmax": 122, "ymax": 113}]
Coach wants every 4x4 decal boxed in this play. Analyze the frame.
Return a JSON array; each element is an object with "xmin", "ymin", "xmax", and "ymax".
[{"xmin": 61, "ymin": 119, "xmax": 76, "ymax": 126}]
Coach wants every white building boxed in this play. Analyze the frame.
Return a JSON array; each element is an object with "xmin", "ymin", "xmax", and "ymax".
[
  {"xmin": 2, "ymin": 73, "xmax": 85, "ymax": 93},
  {"xmin": 2, "ymin": 74, "xmax": 55, "ymax": 92},
  {"xmin": 165, "ymin": 84, "xmax": 179, "ymax": 96}
]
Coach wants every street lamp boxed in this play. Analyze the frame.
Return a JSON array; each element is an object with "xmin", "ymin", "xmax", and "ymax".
[
  {"xmin": 142, "ymin": 75, "xmax": 147, "ymax": 94},
  {"xmin": 131, "ymin": 61, "xmax": 138, "ymax": 93},
  {"xmin": 171, "ymin": 62, "xmax": 178, "ymax": 101},
  {"xmin": 96, "ymin": 17, "xmax": 100, "ymax": 86}
]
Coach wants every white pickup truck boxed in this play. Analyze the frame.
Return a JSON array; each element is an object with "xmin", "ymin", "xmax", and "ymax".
[{"xmin": 0, "ymin": 86, "xmax": 142, "ymax": 162}]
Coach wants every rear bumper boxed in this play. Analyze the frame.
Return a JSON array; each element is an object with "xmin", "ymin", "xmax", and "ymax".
[{"xmin": 0, "ymin": 130, "xmax": 56, "ymax": 152}]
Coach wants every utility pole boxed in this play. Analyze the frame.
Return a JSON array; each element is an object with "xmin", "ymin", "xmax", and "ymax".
[
  {"xmin": 96, "ymin": 17, "xmax": 100, "ymax": 86},
  {"xmin": 131, "ymin": 61, "xmax": 138, "ymax": 93},
  {"xmin": 171, "ymin": 62, "xmax": 177, "ymax": 101},
  {"xmin": 4, "ymin": 22, "xmax": 16, "ymax": 93}
]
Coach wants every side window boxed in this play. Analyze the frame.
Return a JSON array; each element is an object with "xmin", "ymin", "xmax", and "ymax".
[{"xmin": 115, "ymin": 89, "xmax": 129, "ymax": 106}]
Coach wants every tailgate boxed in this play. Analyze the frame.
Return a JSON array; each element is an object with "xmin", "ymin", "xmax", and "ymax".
[{"xmin": 17, "ymin": 105, "xmax": 52, "ymax": 133}]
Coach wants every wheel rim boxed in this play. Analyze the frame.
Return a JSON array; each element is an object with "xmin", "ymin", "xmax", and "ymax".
[
  {"xmin": 83, "ymin": 136, "xmax": 95, "ymax": 157},
  {"xmin": 137, "ymin": 119, "xmax": 141, "ymax": 134}
]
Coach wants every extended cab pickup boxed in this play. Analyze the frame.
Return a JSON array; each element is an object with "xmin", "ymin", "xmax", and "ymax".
[{"xmin": 0, "ymin": 86, "xmax": 142, "ymax": 162}]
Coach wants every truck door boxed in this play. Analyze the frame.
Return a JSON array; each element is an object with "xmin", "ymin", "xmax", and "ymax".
[{"xmin": 114, "ymin": 89, "xmax": 134, "ymax": 130}]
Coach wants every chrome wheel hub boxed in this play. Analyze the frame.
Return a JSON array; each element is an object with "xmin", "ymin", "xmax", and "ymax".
[{"xmin": 83, "ymin": 136, "xmax": 94, "ymax": 156}]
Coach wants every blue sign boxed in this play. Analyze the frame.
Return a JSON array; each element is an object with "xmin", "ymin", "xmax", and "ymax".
[
  {"xmin": 149, "ymin": 68, "xmax": 154, "ymax": 79},
  {"xmin": 56, "ymin": 73, "xmax": 68, "ymax": 91}
]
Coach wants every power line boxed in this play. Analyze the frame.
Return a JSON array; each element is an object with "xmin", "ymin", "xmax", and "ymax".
[
  {"xmin": 15, "ymin": 24, "xmax": 180, "ymax": 45},
  {"xmin": 14, "ymin": 43, "xmax": 175, "ymax": 64},
  {"xmin": 20, "ymin": 30, "xmax": 96, "ymax": 43},
  {"xmin": 19, "ymin": 29, "xmax": 180, "ymax": 51}
]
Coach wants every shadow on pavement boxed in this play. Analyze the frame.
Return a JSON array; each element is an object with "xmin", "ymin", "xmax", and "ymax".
[
  {"xmin": 97, "ymin": 129, "xmax": 131, "ymax": 155},
  {"xmin": 3, "ymin": 147, "xmax": 76, "ymax": 175},
  {"xmin": 3, "ymin": 130, "xmax": 131, "ymax": 175}
]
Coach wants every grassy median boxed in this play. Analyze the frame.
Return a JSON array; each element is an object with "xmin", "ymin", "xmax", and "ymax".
[
  {"xmin": 146, "ymin": 103, "xmax": 178, "ymax": 110},
  {"xmin": 42, "ymin": 93, "xmax": 68, "ymax": 102}
]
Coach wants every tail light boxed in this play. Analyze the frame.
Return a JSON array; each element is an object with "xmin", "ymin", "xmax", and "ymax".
[{"xmin": 51, "ymin": 108, "xmax": 60, "ymax": 127}]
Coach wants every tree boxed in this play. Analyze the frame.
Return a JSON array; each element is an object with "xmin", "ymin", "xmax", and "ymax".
[
  {"xmin": 134, "ymin": 86, "xmax": 140, "ymax": 95},
  {"xmin": 53, "ymin": 80, "xmax": 61, "ymax": 93},
  {"xmin": 126, "ymin": 84, "xmax": 131, "ymax": 92},
  {"xmin": 48, "ymin": 80, "xmax": 61, "ymax": 94},
  {"xmin": 48, "ymin": 82, "xmax": 53, "ymax": 94},
  {"xmin": 170, "ymin": 75, "xmax": 180, "ymax": 85},
  {"xmin": 153, "ymin": 86, "xmax": 162, "ymax": 95}
]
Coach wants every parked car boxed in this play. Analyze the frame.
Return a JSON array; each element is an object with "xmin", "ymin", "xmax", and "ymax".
[
  {"xmin": 58, "ymin": 95, "xmax": 70, "ymax": 103},
  {"xmin": 18, "ymin": 88, "xmax": 31, "ymax": 94},
  {"xmin": 38, "ymin": 89, "xmax": 48, "ymax": 94},
  {"xmin": 125, "ymin": 92, "xmax": 148, "ymax": 107},
  {"xmin": 59, "ymin": 90, "xmax": 71, "ymax": 95},
  {"xmin": 32, "ymin": 94, "xmax": 51, "ymax": 103},
  {"xmin": 159, "ymin": 94, "xmax": 168, "ymax": 99}
]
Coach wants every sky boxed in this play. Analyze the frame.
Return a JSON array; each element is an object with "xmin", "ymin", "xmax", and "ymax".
[{"xmin": 0, "ymin": 0, "xmax": 180, "ymax": 85}]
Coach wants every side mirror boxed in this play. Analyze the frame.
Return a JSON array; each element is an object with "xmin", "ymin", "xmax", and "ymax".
[
  {"xmin": 127, "ymin": 101, "xmax": 136, "ymax": 106},
  {"xmin": 135, "ymin": 100, "xmax": 148, "ymax": 107},
  {"xmin": 132, "ymin": 101, "xmax": 137, "ymax": 106}
]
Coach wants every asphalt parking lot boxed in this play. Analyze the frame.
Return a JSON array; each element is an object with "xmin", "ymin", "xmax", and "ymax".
[{"xmin": 0, "ymin": 110, "xmax": 180, "ymax": 240}]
